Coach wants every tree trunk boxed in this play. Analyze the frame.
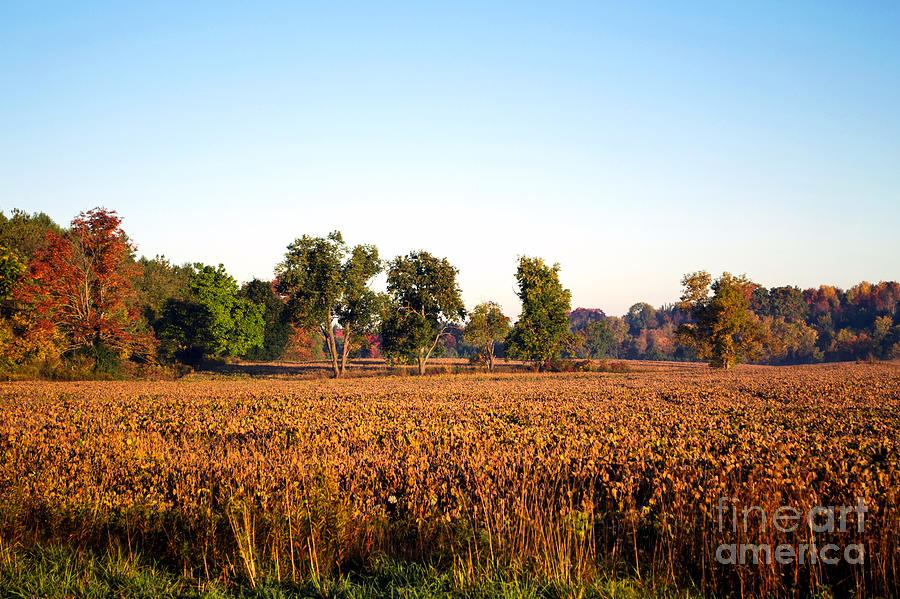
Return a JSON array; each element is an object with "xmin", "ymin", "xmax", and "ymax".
[
  {"xmin": 417, "ymin": 350, "xmax": 426, "ymax": 375},
  {"xmin": 325, "ymin": 326, "xmax": 340, "ymax": 378},
  {"xmin": 339, "ymin": 327, "xmax": 351, "ymax": 376},
  {"xmin": 419, "ymin": 326, "xmax": 447, "ymax": 376},
  {"xmin": 488, "ymin": 349, "xmax": 494, "ymax": 371}
]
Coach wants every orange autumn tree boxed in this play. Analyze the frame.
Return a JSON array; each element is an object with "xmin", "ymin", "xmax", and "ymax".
[{"xmin": 18, "ymin": 208, "xmax": 155, "ymax": 362}]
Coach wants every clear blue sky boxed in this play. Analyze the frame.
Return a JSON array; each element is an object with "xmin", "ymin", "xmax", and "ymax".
[{"xmin": 2, "ymin": 1, "xmax": 898, "ymax": 317}]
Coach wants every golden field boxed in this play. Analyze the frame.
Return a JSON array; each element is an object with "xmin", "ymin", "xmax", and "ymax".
[{"xmin": 0, "ymin": 362, "xmax": 898, "ymax": 597}]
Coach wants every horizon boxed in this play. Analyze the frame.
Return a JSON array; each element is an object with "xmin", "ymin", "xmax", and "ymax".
[
  {"xmin": 4, "ymin": 202, "xmax": 897, "ymax": 321},
  {"xmin": 2, "ymin": 2, "xmax": 898, "ymax": 317}
]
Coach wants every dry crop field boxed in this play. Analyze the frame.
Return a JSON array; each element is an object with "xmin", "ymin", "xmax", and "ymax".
[{"xmin": 0, "ymin": 362, "xmax": 898, "ymax": 597}]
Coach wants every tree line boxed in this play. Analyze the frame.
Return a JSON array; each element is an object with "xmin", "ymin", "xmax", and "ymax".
[
  {"xmin": 566, "ymin": 275, "xmax": 900, "ymax": 367},
  {"xmin": 0, "ymin": 207, "xmax": 898, "ymax": 377}
]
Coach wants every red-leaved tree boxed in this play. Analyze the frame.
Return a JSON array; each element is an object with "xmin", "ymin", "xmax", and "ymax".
[{"xmin": 17, "ymin": 208, "xmax": 155, "ymax": 358}]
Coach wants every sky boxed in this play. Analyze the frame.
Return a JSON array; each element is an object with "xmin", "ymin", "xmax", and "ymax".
[{"xmin": 1, "ymin": 1, "xmax": 898, "ymax": 317}]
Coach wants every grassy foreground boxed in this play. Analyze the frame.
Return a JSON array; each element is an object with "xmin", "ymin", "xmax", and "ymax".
[{"xmin": 0, "ymin": 545, "xmax": 700, "ymax": 599}]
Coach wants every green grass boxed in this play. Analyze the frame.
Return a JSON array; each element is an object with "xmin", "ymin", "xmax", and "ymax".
[{"xmin": 0, "ymin": 545, "xmax": 704, "ymax": 599}]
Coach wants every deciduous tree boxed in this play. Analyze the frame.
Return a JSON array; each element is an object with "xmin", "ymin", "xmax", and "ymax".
[
  {"xmin": 17, "ymin": 208, "xmax": 154, "ymax": 360},
  {"xmin": 240, "ymin": 279, "xmax": 292, "ymax": 361},
  {"xmin": 0, "ymin": 209, "xmax": 63, "ymax": 261},
  {"xmin": 464, "ymin": 301, "xmax": 509, "ymax": 370},
  {"xmin": 276, "ymin": 232, "xmax": 381, "ymax": 377},
  {"xmin": 0, "ymin": 245, "xmax": 26, "ymax": 305},
  {"xmin": 158, "ymin": 264, "xmax": 263, "ymax": 362},
  {"xmin": 676, "ymin": 271, "xmax": 767, "ymax": 369},
  {"xmin": 625, "ymin": 302, "xmax": 658, "ymax": 336},
  {"xmin": 135, "ymin": 255, "xmax": 192, "ymax": 323},
  {"xmin": 507, "ymin": 256, "xmax": 572, "ymax": 368},
  {"xmin": 581, "ymin": 319, "xmax": 615, "ymax": 359},
  {"xmin": 381, "ymin": 251, "xmax": 465, "ymax": 375},
  {"xmin": 337, "ymin": 244, "xmax": 383, "ymax": 374}
]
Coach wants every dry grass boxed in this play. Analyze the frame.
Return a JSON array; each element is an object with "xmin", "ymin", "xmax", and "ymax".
[{"xmin": 0, "ymin": 362, "xmax": 898, "ymax": 597}]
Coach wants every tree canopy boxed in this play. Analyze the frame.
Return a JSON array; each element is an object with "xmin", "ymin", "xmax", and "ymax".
[
  {"xmin": 240, "ymin": 279, "xmax": 292, "ymax": 362},
  {"xmin": 0, "ymin": 245, "xmax": 26, "ymax": 305},
  {"xmin": 276, "ymin": 231, "xmax": 381, "ymax": 377},
  {"xmin": 2, "ymin": 204, "xmax": 899, "ymax": 377},
  {"xmin": 158, "ymin": 263, "xmax": 263, "ymax": 363},
  {"xmin": 676, "ymin": 271, "xmax": 767, "ymax": 369},
  {"xmin": 0, "ymin": 209, "xmax": 64, "ymax": 262},
  {"xmin": 16, "ymin": 208, "xmax": 154, "ymax": 362},
  {"xmin": 580, "ymin": 320, "xmax": 616, "ymax": 359},
  {"xmin": 381, "ymin": 251, "xmax": 465, "ymax": 374},
  {"xmin": 507, "ymin": 256, "xmax": 571, "ymax": 368},
  {"xmin": 464, "ymin": 301, "xmax": 509, "ymax": 370}
]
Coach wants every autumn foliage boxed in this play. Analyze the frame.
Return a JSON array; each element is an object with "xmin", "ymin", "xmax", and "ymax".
[
  {"xmin": 0, "ymin": 205, "xmax": 899, "ymax": 377},
  {"xmin": 16, "ymin": 208, "xmax": 154, "ymax": 360}
]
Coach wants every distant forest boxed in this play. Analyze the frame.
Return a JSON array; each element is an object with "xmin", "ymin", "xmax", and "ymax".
[{"xmin": 1, "ymin": 207, "xmax": 898, "ymax": 378}]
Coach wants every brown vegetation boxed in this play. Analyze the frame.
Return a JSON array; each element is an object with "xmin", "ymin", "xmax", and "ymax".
[{"xmin": 0, "ymin": 362, "xmax": 898, "ymax": 597}]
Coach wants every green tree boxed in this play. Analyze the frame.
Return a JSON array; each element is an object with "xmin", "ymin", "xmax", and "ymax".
[
  {"xmin": 156, "ymin": 299, "xmax": 209, "ymax": 364},
  {"xmin": 240, "ymin": 279, "xmax": 292, "ymax": 361},
  {"xmin": 276, "ymin": 231, "xmax": 381, "ymax": 377},
  {"xmin": 337, "ymin": 244, "xmax": 383, "ymax": 373},
  {"xmin": 464, "ymin": 301, "xmax": 509, "ymax": 370},
  {"xmin": 507, "ymin": 256, "xmax": 572, "ymax": 368},
  {"xmin": 381, "ymin": 251, "xmax": 465, "ymax": 375},
  {"xmin": 581, "ymin": 319, "xmax": 615, "ymax": 359},
  {"xmin": 625, "ymin": 302, "xmax": 658, "ymax": 336},
  {"xmin": 158, "ymin": 264, "xmax": 263, "ymax": 363},
  {"xmin": 191, "ymin": 264, "xmax": 263, "ymax": 357},
  {"xmin": 676, "ymin": 271, "xmax": 767, "ymax": 369},
  {"xmin": 135, "ymin": 255, "xmax": 192, "ymax": 323},
  {"xmin": 752, "ymin": 285, "xmax": 808, "ymax": 322},
  {"xmin": 0, "ymin": 209, "xmax": 64, "ymax": 261}
]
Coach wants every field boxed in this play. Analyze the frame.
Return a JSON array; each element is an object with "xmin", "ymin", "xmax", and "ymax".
[{"xmin": 0, "ymin": 362, "xmax": 898, "ymax": 598}]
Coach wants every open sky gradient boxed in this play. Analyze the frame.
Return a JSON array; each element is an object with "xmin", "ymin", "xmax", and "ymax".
[{"xmin": 2, "ymin": 1, "xmax": 898, "ymax": 316}]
